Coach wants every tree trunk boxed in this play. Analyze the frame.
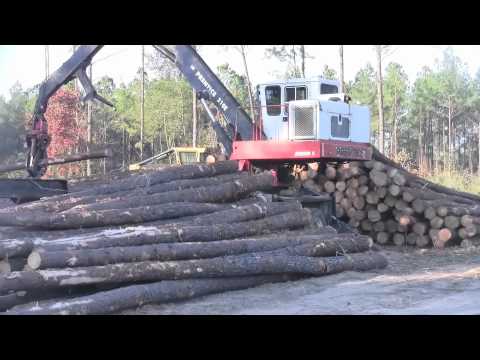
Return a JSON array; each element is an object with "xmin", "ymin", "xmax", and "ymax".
[
  {"xmin": 292, "ymin": 45, "xmax": 298, "ymax": 76},
  {"xmin": 35, "ymin": 210, "xmax": 313, "ymax": 252},
  {"xmin": 0, "ymin": 250, "xmax": 387, "ymax": 294},
  {"xmin": 37, "ymin": 202, "xmax": 235, "ymax": 229},
  {"xmin": 122, "ymin": 127, "xmax": 126, "ymax": 169},
  {"xmin": 140, "ymin": 45, "xmax": 145, "ymax": 160},
  {"xmin": 239, "ymin": 46, "xmax": 256, "ymax": 120},
  {"xmin": 28, "ymin": 233, "xmax": 373, "ymax": 270},
  {"xmin": 478, "ymin": 119, "xmax": 480, "ymax": 176},
  {"xmin": 373, "ymin": 146, "xmax": 480, "ymax": 203},
  {"xmin": 150, "ymin": 200, "xmax": 302, "ymax": 227},
  {"xmin": 375, "ymin": 45, "xmax": 385, "ymax": 153},
  {"xmin": 192, "ymin": 88, "xmax": 197, "ymax": 147},
  {"xmin": 6, "ymin": 275, "xmax": 302, "ymax": 315},
  {"xmin": 339, "ymin": 45, "xmax": 344, "ymax": 93},
  {"xmin": 11, "ymin": 172, "xmax": 248, "ymax": 216},
  {"xmin": 392, "ymin": 85, "xmax": 398, "ymax": 160},
  {"xmin": 66, "ymin": 172, "xmax": 274, "ymax": 213},
  {"xmin": 299, "ymin": 45, "xmax": 306, "ymax": 78},
  {"xmin": 128, "ymin": 172, "xmax": 249, "ymax": 196},
  {"xmin": 10, "ymin": 160, "xmax": 240, "ymax": 212},
  {"xmin": 0, "ymin": 240, "xmax": 34, "ymax": 260},
  {"xmin": 87, "ymin": 64, "xmax": 93, "ymax": 176}
]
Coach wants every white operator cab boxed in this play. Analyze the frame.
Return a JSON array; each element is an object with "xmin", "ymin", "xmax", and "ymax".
[{"xmin": 256, "ymin": 76, "xmax": 370, "ymax": 144}]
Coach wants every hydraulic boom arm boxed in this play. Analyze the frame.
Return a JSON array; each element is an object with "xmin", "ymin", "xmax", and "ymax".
[
  {"xmin": 155, "ymin": 46, "xmax": 264, "ymax": 144},
  {"xmin": 25, "ymin": 45, "xmax": 262, "ymax": 177}
]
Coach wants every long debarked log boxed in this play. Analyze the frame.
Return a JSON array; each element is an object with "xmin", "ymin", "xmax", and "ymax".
[
  {"xmin": 66, "ymin": 172, "xmax": 275, "ymax": 213},
  {"xmin": 5, "ymin": 275, "xmax": 303, "ymax": 315},
  {"xmin": 0, "ymin": 149, "xmax": 112, "ymax": 174},
  {"xmin": 34, "ymin": 210, "xmax": 313, "ymax": 252},
  {"xmin": 28, "ymin": 233, "xmax": 373, "ymax": 269},
  {"xmin": 0, "ymin": 202, "xmax": 230, "ymax": 229},
  {"xmin": 0, "ymin": 250, "xmax": 388, "ymax": 293}
]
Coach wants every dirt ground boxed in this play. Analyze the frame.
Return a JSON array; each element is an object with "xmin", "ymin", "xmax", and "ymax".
[{"xmin": 121, "ymin": 245, "xmax": 480, "ymax": 315}]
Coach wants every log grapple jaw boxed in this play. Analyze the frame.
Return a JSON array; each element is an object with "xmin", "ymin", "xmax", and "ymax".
[
  {"xmin": 25, "ymin": 114, "xmax": 50, "ymax": 178},
  {"xmin": 25, "ymin": 45, "xmax": 112, "ymax": 178}
]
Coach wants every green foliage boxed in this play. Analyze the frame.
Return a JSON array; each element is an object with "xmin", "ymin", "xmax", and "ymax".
[
  {"xmin": 322, "ymin": 65, "xmax": 338, "ymax": 80},
  {"xmin": 383, "ymin": 62, "xmax": 409, "ymax": 154},
  {"xmin": 265, "ymin": 45, "xmax": 304, "ymax": 78},
  {"xmin": 348, "ymin": 63, "xmax": 378, "ymax": 140},
  {"xmin": 0, "ymin": 83, "xmax": 29, "ymax": 166},
  {"xmin": 217, "ymin": 63, "xmax": 249, "ymax": 110},
  {"xmin": 144, "ymin": 78, "xmax": 193, "ymax": 147},
  {"xmin": 426, "ymin": 171, "xmax": 480, "ymax": 195}
]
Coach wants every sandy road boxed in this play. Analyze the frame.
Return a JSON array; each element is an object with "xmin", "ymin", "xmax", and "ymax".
[{"xmin": 122, "ymin": 246, "xmax": 480, "ymax": 315}]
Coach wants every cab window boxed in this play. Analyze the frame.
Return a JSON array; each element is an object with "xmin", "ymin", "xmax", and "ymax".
[
  {"xmin": 285, "ymin": 87, "xmax": 296, "ymax": 102},
  {"xmin": 265, "ymin": 86, "xmax": 281, "ymax": 116},
  {"xmin": 296, "ymin": 87, "xmax": 307, "ymax": 100},
  {"xmin": 321, "ymin": 83, "xmax": 338, "ymax": 94},
  {"xmin": 285, "ymin": 86, "xmax": 307, "ymax": 102}
]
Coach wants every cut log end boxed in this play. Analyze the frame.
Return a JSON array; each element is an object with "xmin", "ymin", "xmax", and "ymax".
[{"xmin": 27, "ymin": 251, "xmax": 42, "ymax": 271}]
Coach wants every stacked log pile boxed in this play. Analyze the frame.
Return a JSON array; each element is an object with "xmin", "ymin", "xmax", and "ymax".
[
  {"xmin": 298, "ymin": 147, "xmax": 480, "ymax": 249},
  {"xmin": 0, "ymin": 160, "xmax": 386, "ymax": 314}
]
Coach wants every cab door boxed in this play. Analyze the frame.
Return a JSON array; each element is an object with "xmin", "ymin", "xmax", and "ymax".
[{"xmin": 262, "ymin": 85, "xmax": 285, "ymax": 140}]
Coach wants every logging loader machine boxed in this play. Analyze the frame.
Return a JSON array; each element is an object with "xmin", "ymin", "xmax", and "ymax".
[{"xmin": 1, "ymin": 45, "xmax": 372, "ymax": 223}]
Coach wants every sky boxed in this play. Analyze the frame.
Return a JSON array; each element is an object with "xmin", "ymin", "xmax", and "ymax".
[{"xmin": 1, "ymin": 45, "xmax": 480, "ymax": 101}]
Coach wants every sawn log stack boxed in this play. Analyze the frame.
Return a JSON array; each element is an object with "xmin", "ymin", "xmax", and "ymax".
[{"xmin": 299, "ymin": 147, "xmax": 480, "ymax": 249}]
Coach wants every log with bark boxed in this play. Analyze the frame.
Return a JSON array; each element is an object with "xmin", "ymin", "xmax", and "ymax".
[
  {"xmin": 149, "ymin": 200, "xmax": 302, "ymax": 227},
  {"xmin": 0, "ymin": 257, "xmax": 27, "ymax": 274},
  {"xmin": 70, "ymin": 160, "xmax": 241, "ymax": 197},
  {"xmin": 0, "ymin": 239, "xmax": 34, "ymax": 260},
  {"xmin": 28, "ymin": 233, "xmax": 373, "ymax": 270},
  {"xmin": 65, "ymin": 172, "xmax": 275, "ymax": 213},
  {"xmin": 2, "ymin": 202, "xmax": 230, "ymax": 230},
  {"xmin": 0, "ymin": 149, "xmax": 112, "ymax": 174},
  {"xmin": 29, "ymin": 172, "xmax": 253, "ymax": 214},
  {"xmin": 460, "ymin": 237, "xmax": 480, "ymax": 248},
  {"xmin": 5, "ymin": 160, "xmax": 240, "ymax": 215},
  {"xmin": 0, "ymin": 249, "xmax": 388, "ymax": 293},
  {"xmin": 6, "ymin": 275, "xmax": 303, "ymax": 315},
  {"xmin": 33, "ymin": 210, "xmax": 313, "ymax": 252},
  {"xmin": 372, "ymin": 146, "xmax": 480, "ymax": 203}
]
